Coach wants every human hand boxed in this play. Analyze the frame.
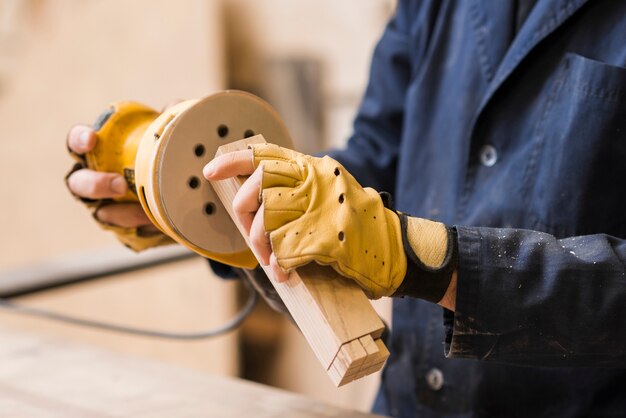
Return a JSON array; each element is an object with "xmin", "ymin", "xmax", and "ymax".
[
  {"xmin": 204, "ymin": 144, "xmax": 459, "ymax": 303},
  {"xmin": 203, "ymin": 144, "xmax": 408, "ymax": 298},
  {"xmin": 65, "ymin": 113, "xmax": 176, "ymax": 252},
  {"xmin": 66, "ymin": 124, "xmax": 156, "ymax": 231}
]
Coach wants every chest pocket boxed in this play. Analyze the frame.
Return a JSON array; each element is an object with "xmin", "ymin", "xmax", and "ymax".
[{"xmin": 527, "ymin": 53, "xmax": 626, "ymax": 238}]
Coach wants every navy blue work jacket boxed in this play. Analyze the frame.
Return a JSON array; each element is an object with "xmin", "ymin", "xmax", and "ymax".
[{"xmin": 327, "ymin": 0, "xmax": 626, "ymax": 417}]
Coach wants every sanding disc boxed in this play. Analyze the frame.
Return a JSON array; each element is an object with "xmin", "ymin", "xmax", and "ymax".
[{"xmin": 137, "ymin": 91, "xmax": 293, "ymax": 261}]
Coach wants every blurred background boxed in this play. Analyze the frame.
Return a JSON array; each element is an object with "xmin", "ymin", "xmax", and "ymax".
[{"xmin": 0, "ymin": 0, "xmax": 395, "ymax": 412}]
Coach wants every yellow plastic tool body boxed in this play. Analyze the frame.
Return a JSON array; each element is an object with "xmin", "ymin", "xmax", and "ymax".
[
  {"xmin": 86, "ymin": 102, "xmax": 159, "ymax": 203},
  {"xmin": 84, "ymin": 92, "xmax": 294, "ymax": 269}
]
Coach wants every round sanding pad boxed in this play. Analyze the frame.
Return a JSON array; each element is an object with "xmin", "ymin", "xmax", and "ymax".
[{"xmin": 136, "ymin": 91, "xmax": 293, "ymax": 264}]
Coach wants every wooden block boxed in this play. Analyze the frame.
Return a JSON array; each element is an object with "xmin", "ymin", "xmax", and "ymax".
[
  {"xmin": 352, "ymin": 338, "xmax": 389, "ymax": 380},
  {"xmin": 330, "ymin": 335, "xmax": 389, "ymax": 386},
  {"xmin": 210, "ymin": 136, "xmax": 387, "ymax": 385},
  {"xmin": 359, "ymin": 336, "xmax": 389, "ymax": 368},
  {"xmin": 337, "ymin": 339, "xmax": 368, "ymax": 371},
  {"xmin": 328, "ymin": 338, "xmax": 368, "ymax": 386},
  {"xmin": 359, "ymin": 335, "xmax": 380, "ymax": 358}
]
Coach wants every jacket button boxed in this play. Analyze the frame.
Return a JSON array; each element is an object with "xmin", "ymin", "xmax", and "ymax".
[
  {"xmin": 479, "ymin": 144, "xmax": 498, "ymax": 167},
  {"xmin": 426, "ymin": 368, "xmax": 444, "ymax": 391}
]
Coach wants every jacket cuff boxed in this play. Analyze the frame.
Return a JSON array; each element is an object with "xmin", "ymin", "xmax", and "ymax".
[{"xmin": 444, "ymin": 226, "xmax": 498, "ymax": 359}]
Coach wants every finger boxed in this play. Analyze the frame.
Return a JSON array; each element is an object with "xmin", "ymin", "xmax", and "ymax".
[
  {"xmin": 270, "ymin": 253, "xmax": 290, "ymax": 283},
  {"xmin": 232, "ymin": 167, "xmax": 263, "ymax": 233},
  {"xmin": 251, "ymin": 143, "xmax": 302, "ymax": 167},
  {"xmin": 261, "ymin": 160, "xmax": 302, "ymax": 188},
  {"xmin": 248, "ymin": 203, "xmax": 271, "ymax": 266},
  {"xmin": 67, "ymin": 125, "xmax": 97, "ymax": 154},
  {"xmin": 67, "ymin": 169, "xmax": 128, "ymax": 199},
  {"xmin": 95, "ymin": 203, "xmax": 153, "ymax": 228},
  {"xmin": 203, "ymin": 149, "xmax": 254, "ymax": 180},
  {"xmin": 262, "ymin": 187, "xmax": 306, "ymax": 231}
]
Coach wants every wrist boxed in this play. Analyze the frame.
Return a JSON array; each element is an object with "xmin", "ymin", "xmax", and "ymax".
[{"xmin": 438, "ymin": 270, "xmax": 457, "ymax": 311}]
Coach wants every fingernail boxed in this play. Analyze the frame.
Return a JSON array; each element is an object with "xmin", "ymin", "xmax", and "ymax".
[
  {"xmin": 203, "ymin": 162, "xmax": 215, "ymax": 178},
  {"xmin": 111, "ymin": 177, "xmax": 128, "ymax": 195},
  {"xmin": 79, "ymin": 131, "xmax": 90, "ymax": 148},
  {"xmin": 92, "ymin": 206, "xmax": 107, "ymax": 224}
]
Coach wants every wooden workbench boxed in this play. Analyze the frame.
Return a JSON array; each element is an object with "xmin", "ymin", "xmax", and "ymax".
[{"xmin": 0, "ymin": 327, "xmax": 384, "ymax": 417}]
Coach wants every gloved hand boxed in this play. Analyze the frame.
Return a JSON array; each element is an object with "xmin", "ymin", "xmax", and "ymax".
[
  {"xmin": 66, "ymin": 123, "xmax": 173, "ymax": 251},
  {"xmin": 204, "ymin": 143, "xmax": 458, "ymax": 301}
]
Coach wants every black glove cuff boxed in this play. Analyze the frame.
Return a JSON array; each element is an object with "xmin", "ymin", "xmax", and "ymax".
[
  {"xmin": 379, "ymin": 191, "xmax": 395, "ymax": 210},
  {"xmin": 392, "ymin": 214, "xmax": 458, "ymax": 303}
]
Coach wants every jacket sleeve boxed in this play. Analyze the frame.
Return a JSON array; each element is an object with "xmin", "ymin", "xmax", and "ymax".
[
  {"xmin": 326, "ymin": 1, "xmax": 414, "ymax": 193},
  {"xmin": 446, "ymin": 226, "xmax": 626, "ymax": 368}
]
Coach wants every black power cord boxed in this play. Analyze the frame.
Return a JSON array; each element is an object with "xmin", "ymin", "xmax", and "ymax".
[{"xmin": 0, "ymin": 278, "xmax": 258, "ymax": 340}]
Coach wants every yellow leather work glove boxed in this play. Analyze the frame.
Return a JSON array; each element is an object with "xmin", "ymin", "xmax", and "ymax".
[{"xmin": 252, "ymin": 144, "xmax": 458, "ymax": 301}]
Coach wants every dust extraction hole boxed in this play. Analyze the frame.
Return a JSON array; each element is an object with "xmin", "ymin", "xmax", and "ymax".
[
  {"xmin": 204, "ymin": 202, "xmax": 216, "ymax": 215},
  {"xmin": 194, "ymin": 144, "xmax": 205, "ymax": 157},
  {"xmin": 217, "ymin": 124, "xmax": 229, "ymax": 138},
  {"xmin": 244, "ymin": 129, "xmax": 255, "ymax": 138},
  {"xmin": 188, "ymin": 176, "xmax": 200, "ymax": 189}
]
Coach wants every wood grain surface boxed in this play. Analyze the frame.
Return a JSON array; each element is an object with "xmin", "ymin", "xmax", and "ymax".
[{"xmin": 0, "ymin": 327, "xmax": 384, "ymax": 418}]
